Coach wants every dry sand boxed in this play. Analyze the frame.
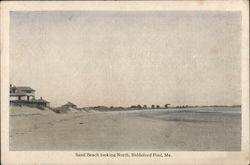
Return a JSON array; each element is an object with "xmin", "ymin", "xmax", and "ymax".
[{"xmin": 9, "ymin": 106, "xmax": 241, "ymax": 151}]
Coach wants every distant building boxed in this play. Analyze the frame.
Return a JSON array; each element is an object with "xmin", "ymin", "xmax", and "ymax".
[
  {"xmin": 62, "ymin": 102, "xmax": 77, "ymax": 109},
  {"xmin": 165, "ymin": 104, "xmax": 171, "ymax": 108},
  {"xmin": 33, "ymin": 97, "xmax": 50, "ymax": 107},
  {"xmin": 10, "ymin": 84, "xmax": 35, "ymax": 101},
  {"xmin": 151, "ymin": 105, "xmax": 155, "ymax": 109}
]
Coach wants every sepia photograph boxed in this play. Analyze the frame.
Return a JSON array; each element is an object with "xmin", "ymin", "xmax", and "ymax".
[
  {"xmin": 1, "ymin": 1, "xmax": 249, "ymax": 165},
  {"xmin": 9, "ymin": 10, "xmax": 242, "ymax": 151}
]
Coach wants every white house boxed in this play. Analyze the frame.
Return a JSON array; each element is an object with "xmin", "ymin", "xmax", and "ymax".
[{"xmin": 9, "ymin": 84, "xmax": 35, "ymax": 101}]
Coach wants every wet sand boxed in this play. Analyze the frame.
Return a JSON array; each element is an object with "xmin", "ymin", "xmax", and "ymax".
[{"xmin": 10, "ymin": 107, "xmax": 241, "ymax": 151}]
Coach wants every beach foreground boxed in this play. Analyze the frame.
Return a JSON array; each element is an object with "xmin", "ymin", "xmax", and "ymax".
[{"xmin": 10, "ymin": 106, "xmax": 241, "ymax": 151}]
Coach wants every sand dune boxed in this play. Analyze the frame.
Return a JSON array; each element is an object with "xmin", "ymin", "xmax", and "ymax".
[{"xmin": 10, "ymin": 106, "xmax": 54, "ymax": 115}]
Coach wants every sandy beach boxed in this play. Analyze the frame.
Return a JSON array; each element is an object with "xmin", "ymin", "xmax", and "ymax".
[{"xmin": 9, "ymin": 106, "xmax": 241, "ymax": 151}]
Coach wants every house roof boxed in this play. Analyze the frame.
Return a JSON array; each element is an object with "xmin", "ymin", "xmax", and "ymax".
[
  {"xmin": 10, "ymin": 86, "xmax": 35, "ymax": 96},
  {"xmin": 63, "ymin": 102, "xmax": 76, "ymax": 106},
  {"xmin": 15, "ymin": 87, "xmax": 35, "ymax": 91}
]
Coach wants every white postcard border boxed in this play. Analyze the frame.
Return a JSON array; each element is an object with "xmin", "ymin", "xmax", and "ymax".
[{"xmin": 1, "ymin": 1, "xmax": 249, "ymax": 165}]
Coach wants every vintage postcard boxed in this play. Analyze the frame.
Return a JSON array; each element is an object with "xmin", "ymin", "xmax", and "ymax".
[{"xmin": 1, "ymin": 1, "xmax": 249, "ymax": 165}]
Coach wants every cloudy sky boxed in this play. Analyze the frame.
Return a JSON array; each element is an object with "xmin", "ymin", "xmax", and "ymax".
[{"xmin": 10, "ymin": 11, "xmax": 241, "ymax": 107}]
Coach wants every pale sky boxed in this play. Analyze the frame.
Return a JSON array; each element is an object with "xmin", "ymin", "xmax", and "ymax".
[{"xmin": 10, "ymin": 11, "xmax": 241, "ymax": 107}]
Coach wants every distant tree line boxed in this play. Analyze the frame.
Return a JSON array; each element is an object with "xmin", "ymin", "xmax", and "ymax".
[{"xmin": 129, "ymin": 104, "xmax": 171, "ymax": 109}]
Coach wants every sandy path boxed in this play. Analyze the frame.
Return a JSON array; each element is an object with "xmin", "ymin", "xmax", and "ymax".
[{"xmin": 10, "ymin": 107, "xmax": 241, "ymax": 151}]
